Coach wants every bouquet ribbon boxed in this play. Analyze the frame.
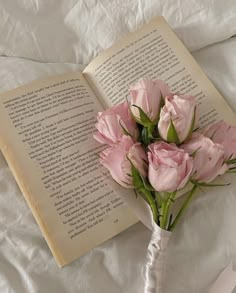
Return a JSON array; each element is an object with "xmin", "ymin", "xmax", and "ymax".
[
  {"xmin": 144, "ymin": 225, "xmax": 171, "ymax": 293},
  {"xmin": 119, "ymin": 192, "xmax": 171, "ymax": 292}
]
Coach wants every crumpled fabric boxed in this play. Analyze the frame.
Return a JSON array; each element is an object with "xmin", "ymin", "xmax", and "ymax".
[
  {"xmin": 144, "ymin": 226, "xmax": 171, "ymax": 293},
  {"xmin": 0, "ymin": 1, "xmax": 236, "ymax": 292},
  {"xmin": 0, "ymin": 0, "xmax": 236, "ymax": 64},
  {"xmin": 208, "ymin": 263, "xmax": 236, "ymax": 293}
]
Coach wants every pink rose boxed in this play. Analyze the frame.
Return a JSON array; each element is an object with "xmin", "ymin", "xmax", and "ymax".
[
  {"xmin": 158, "ymin": 94, "xmax": 196, "ymax": 144},
  {"xmin": 94, "ymin": 101, "xmax": 138, "ymax": 145},
  {"xmin": 202, "ymin": 121, "xmax": 236, "ymax": 160},
  {"xmin": 182, "ymin": 133, "xmax": 228, "ymax": 182},
  {"xmin": 148, "ymin": 142, "xmax": 193, "ymax": 192},
  {"xmin": 127, "ymin": 142, "xmax": 148, "ymax": 177},
  {"xmin": 129, "ymin": 79, "xmax": 171, "ymax": 124},
  {"xmin": 100, "ymin": 136, "xmax": 147, "ymax": 188}
]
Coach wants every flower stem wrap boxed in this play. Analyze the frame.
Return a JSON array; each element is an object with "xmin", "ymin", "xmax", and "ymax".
[{"xmin": 144, "ymin": 224, "xmax": 171, "ymax": 293}]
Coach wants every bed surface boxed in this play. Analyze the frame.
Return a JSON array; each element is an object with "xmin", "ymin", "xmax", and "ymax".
[{"xmin": 0, "ymin": 1, "xmax": 236, "ymax": 292}]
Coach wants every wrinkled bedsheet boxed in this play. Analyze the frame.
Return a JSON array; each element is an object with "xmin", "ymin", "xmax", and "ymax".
[{"xmin": 0, "ymin": 1, "xmax": 236, "ymax": 292}]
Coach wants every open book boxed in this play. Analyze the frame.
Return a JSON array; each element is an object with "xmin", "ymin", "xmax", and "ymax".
[{"xmin": 0, "ymin": 16, "xmax": 235, "ymax": 267}]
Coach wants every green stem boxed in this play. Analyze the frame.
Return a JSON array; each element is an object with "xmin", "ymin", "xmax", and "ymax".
[
  {"xmin": 159, "ymin": 191, "xmax": 176, "ymax": 230},
  {"xmin": 140, "ymin": 187, "xmax": 158, "ymax": 224},
  {"xmin": 163, "ymin": 191, "xmax": 176, "ymax": 229},
  {"xmin": 170, "ymin": 185, "xmax": 198, "ymax": 231},
  {"xmin": 160, "ymin": 201, "xmax": 167, "ymax": 229},
  {"xmin": 191, "ymin": 180, "xmax": 230, "ymax": 187}
]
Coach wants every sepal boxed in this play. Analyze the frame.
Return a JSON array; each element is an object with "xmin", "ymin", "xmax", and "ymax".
[
  {"xmin": 166, "ymin": 119, "xmax": 180, "ymax": 144},
  {"xmin": 131, "ymin": 105, "xmax": 153, "ymax": 127}
]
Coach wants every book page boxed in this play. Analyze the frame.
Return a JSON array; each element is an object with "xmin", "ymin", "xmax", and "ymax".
[
  {"xmin": 83, "ymin": 16, "xmax": 236, "ymax": 126},
  {"xmin": 0, "ymin": 72, "xmax": 137, "ymax": 267}
]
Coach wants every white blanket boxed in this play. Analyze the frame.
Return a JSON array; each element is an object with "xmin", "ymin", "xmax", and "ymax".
[{"xmin": 0, "ymin": 1, "xmax": 236, "ymax": 292}]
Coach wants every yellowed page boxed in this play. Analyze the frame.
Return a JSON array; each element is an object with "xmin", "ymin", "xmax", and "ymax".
[
  {"xmin": 0, "ymin": 72, "xmax": 137, "ymax": 267},
  {"xmin": 83, "ymin": 16, "xmax": 236, "ymax": 125}
]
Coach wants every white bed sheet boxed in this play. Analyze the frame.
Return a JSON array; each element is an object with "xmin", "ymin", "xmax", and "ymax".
[
  {"xmin": 0, "ymin": 1, "xmax": 236, "ymax": 292},
  {"xmin": 0, "ymin": 0, "xmax": 236, "ymax": 63}
]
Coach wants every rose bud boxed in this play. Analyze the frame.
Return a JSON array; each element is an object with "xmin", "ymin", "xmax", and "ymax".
[
  {"xmin": 148, "ymin": 142, "xmax": 193, "ymax": 192},
  {"xmin": 182, "ymin": 133, "xmax": 228, "ymax": 182},
  {"xmin": 202, "ymin": 121, "xmax": 236, "ymax": 161},
  {"xmin": 129, "ymin": 79, "xmax": 171, "ymax": 126},
  {"xmin": 94, "ymin": 101, "xmax": 138, "ymax": 145},
  {"xmin": 100, "ymin": 136, "xmax": 147, "ymax": 188},
  {"xmin": 158, "ymin": 94, "xmax": 197, "ymax": 144}
]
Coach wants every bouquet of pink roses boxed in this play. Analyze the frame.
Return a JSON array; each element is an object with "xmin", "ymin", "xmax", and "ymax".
[{"xmin": 94, "ymin": 79, "xmax": 236, "ymax": 292}]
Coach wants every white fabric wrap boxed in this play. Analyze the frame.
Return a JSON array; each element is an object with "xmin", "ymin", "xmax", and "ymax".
[
  {"xmin": 118, "ymin": 191, "xmax": 171, "ymax": 292},
  {"xmin": 144, "ymin": 225, "xmax": 171, "ymax": 293}
]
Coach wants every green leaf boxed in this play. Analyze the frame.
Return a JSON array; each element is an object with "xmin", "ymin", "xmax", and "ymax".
[
  {"xmin": 126, "ymin": 155, "xmax": 144, "ymax": 190},
  {"xmin": 167, "ymin": 119, "xmax": 180, "ymax": 144},
  {"xmin": 131, "ymin": 165, "xmax": 144, "ymax": 189},
  {"xmin": 131, "ymin": 105, "xmax": 152, "ymax": 126},
  {"xmin": 140, "ymin": 176, "xmax": 156, "ymax": 191},
  {"xmin": 119, "ymin": 119, "xmax": 132, "ymax": 137}
]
